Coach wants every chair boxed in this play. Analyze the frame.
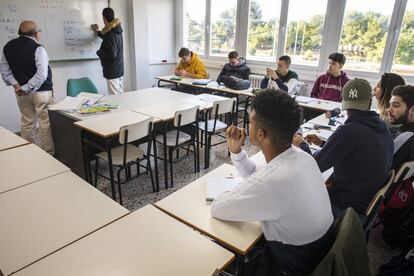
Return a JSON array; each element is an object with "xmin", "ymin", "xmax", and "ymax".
[
  {"xmin": 308, "ymin": 208, "xmax": 370, "ymax": 276},
  {"xmin": 94, "ymin": 118, "xmax": 154, "ymax": 205},
  {"xmin": 67, "ymin": 77, "xmax": 99, "ymax": 97},
  {"xmin": 199, "ymin": 97, "xmax": 237, "ymax": 169},
  {"xmin": 156, "ymin": 105, "xmax": 200, "ymax": 188},
  {"xmin": 363, "ymin": 170, "xmax": 395, "ymax": 236}
]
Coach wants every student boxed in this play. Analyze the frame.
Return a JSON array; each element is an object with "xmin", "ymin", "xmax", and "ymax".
[
  {"xmin": 311, "ymin": 52, "xmax": 350, "ymax": 102},
  {"xmin": 217, "ymin": 51, "xmax": 251, "ymax": 90},
  {"xmin": 294, "ymin": 79, "xmax": 393, "ymax": 219},
  {"xmin": 0, "ymin": 20, "xmax": 54, "ymax": 155},
  {"xmin": 260, "ymin": 55, "xmax": 298, "ymax": 95},
  {"xmin": 387, "ymin": 85, "xmax": 414, "ymax": 170},
  {"xmin": 175, "ymin": 47, "xmax": 208, "ymax": 79},
  {"xmin": 211, "ymin": 89, "xmax": 334, "ymax": 275},
  {"xmin": 373, "ymin": 73, "xmax": 405, "ymax": 122},
  {"xmin": 92, "ymin": 8, "xmax": 124, "ymax": 95}
]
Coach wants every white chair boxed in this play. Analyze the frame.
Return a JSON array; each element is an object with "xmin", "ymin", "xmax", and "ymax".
[
  {"xmin": 94, "ymin": 117, "xmax": 154, "ymax": 205},
  {"xmin": 156, "ymin": 105, "xmax": 200, "ymax": 188},
  {"xmin": 199, "ymin": 97, "xmax": 236, "ymax": 168}
]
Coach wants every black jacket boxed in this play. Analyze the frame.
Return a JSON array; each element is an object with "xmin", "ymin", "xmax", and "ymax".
[
  {"xmin": 97, "ymin": 20, "xmax": 124, "ymax": 79},
  {"xmin": 217, "ymin": 58, "xmax": 250, "ymax": 83},
  {"xmin": 302, "ymin": 111, "xmax": 394, "ymax": 214},
  {"xmin": 392, "ymin": 122, "xmax": 414, "ymax": 171}
]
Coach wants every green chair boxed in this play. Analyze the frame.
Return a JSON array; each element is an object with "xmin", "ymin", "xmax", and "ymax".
[{"xmin": 67, "ymin": 77, "xmax": 98, "ymax": 97}]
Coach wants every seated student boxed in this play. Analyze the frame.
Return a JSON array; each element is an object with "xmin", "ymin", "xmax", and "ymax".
[
  {"xmin": 387, "ymin": 85, "xmax": 414, "ymax": 170},
  {"xmin": 217, "ymin": 50, "xmax": 251, "ymax": 90},
  {"xmin": 211, "ymin": 89, "xmax": 334, "ymax": 275},
  {"xmin": 293, "ymin": 79, "xmax": 393, "ymax": 219},
  {"xmin": 174, "ymin": 47, "xmax": 208, "ymax": 79},
  {"xmin": 373, "ymin": 73, "xmax": 405, "ymax": 123},
  {"xmin": 260, "ymin": 55, "xmax": 298, "ymax": 95},
  {"xmin": 311, "ymin": 52, "xmax": 350, "ymax": 102}
]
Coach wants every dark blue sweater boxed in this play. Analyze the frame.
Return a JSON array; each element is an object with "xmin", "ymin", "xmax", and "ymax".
[{"xmin": 301, "ymin": 111, "xmax": 393, "ymax": 214}]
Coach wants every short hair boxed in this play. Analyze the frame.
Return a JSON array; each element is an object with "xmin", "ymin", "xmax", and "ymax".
[
  {"xmin": 278, "ymin": 55, "xmax": 292, "ymax": 66},
  {"xmin": 251, "ymin": 89, "xmax": 303, "ymax": 146},
  {"xmin": 391, "ymin": 85, "xmax": 414, "ymax": 110},
  {"xmin": 378, "ymin": 73, "xmax": 405, "ymax": 111},
  {"xmin": 178, "ymin": 47, "xmax": 191, "ymax": 58},
  {"xmin": 228, "ymin": 51, "xmax": 239, "ymax": 59},
  {"xmin": 102, "ymin": 7, "xmax": 115, "ymax": 22},
  {"xmin": 328, "ymin": 52, "xmax": 346, "ymax": 65}
]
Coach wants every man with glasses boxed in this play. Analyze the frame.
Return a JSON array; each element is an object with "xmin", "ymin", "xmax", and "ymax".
[{"xmin": 0, "ymin": 20, "xmax": 54, "ymax": 154}]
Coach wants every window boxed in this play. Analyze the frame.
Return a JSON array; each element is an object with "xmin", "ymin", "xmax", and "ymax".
[
  {"xmin": 247, "ymin": 0, "xmax": 281, "ymax": 61},
  {"xmin": 339, "ymin": 0, "xmax": 395, "ymax": 72},
  {"xmin": 210, "ymin": 0, "xmax": 237, "ymax": 56},
  {"xmin": 391, "ymin": 0, "xmax": 414, "ymax": 76},
  {"xmin": 285, "ymin": 0, "xmax": 327, "ymax": 66},
  {"xmin": 183, "ymin": 0, "xmax": 206, "ymax": 55}
]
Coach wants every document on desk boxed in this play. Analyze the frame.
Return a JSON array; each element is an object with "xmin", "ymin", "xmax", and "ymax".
[
  {"xmin": 76, "ymin": 92, "xmax": 104, "ymax": 107},
  {"xmin": 294, "ymin": 96, "xmax": 316, "ymax": 104},
  {"xmin": 50, "ymin": 96, "xmax": 86, "ymax": 111},
  {"xmin": 206, "ymin": 176, "xmax": 243, "ymax": 202},
  {"xmin": 198, "ymin": 93, "xmax": 226, "ymax": 103},
  {"xmin": 303, "ymin": 129, "xmax": 333, "ymax": 140}
]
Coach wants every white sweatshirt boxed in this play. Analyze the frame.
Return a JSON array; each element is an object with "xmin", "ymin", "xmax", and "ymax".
[{"xmin": 211, "ymin": 147, "xmax": 333, "ymax": 246}]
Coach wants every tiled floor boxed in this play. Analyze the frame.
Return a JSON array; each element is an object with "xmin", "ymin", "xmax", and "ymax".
[{"xmin": 93, "ymin": 136, "xmax": 401, "ymax": 275}]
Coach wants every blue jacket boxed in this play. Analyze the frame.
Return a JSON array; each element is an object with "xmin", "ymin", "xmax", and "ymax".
[{"xmin": 302, "ymin": 111, "xmax": 393, "ymax": 214}]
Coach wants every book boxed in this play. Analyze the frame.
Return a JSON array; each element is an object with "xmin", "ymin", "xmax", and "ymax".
[
  {"xmin": 206, "ymin": 176, "xmax": 242, "ymax": 202},
  {"xmin": 192, "ymin": 79, "xmax": 212, "ymax": 85}
]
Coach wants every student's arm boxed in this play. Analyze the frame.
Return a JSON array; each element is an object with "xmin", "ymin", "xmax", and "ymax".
[
  {"xmin": 20, "ymin": 46, "xmax": 49, "ymax": 92},
  {"xmin": 286, "ymin": 78, "xmax": 298, "ymax": 95},
  {"xmin": 190, "ymin": 60, "xmax": 208, "ymax": 79},
  {"xmin": 274, "ymin": 78, "xmax": 288, "ymax": 92},
  {"xmin": 0, "ymin": 53, "xmax": 18, "ymax": 87},
  {"xmin": 311, "ymin": 77, "xmax": 321, "ymax": 98},
  {"xmin": 242, "ymin": 67, "xmax": 251, "ymax": 80},
  {"xmin": 217, "ymin": 66, "xmax": 226, "ymax": 83},
  {"xmin": 260, "ymin": 77, "xmax": 269, "ymax": 89},
  {"xmin": 97, "ymin": 31, "xmax": 104, "ymax": 39},
  {"xmin": 231, "ymin": 149, "xmax": 258, "ymax": 179}
]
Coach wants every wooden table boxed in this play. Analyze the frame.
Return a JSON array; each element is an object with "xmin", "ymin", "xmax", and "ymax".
[
  {"xmin": 14, "ymin": 205, "xmax": 234, "ymax": 276},
  {"xmin": 0, "ymin": 144, "xmax": 69, "ymax": 194},
  {"xmin": 0, "ymin": 126, "xmax": 28, "ymax": 151},
  {"xmin": 0, "ymin": 171, "xmax": 129, "ymax": 276},
  {"xmin": 155, "ymin": 163, "xmax": 262, "ymax": 255}
]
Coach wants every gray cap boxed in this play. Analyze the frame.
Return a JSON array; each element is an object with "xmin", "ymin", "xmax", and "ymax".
[{"xmin": 341, "ymin": 78, "xmax": 372, "ymax": 111}]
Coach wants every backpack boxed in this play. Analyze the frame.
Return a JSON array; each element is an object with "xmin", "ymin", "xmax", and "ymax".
[
  {"xmin": 219, "ymin": 76, "xmax": 251, "ymax": 90},
  {"xmin": 377, "ymin": 247, "xmax": 414, "ymax": 275}
]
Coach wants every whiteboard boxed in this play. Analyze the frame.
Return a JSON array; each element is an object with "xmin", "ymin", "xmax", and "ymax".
[{"xmin": 0, "ymin": 0, "xmax": 107, "ymax": 61}]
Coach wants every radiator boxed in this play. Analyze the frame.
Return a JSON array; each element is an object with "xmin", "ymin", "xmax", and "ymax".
[{"xmin": 249, "ymin": 74, "xmax": 265, "ymax": 88}]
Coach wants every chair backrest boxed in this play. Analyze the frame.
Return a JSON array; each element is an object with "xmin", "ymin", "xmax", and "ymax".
[
  {"xmin": 212, "ymin": 97, "xmax": 236, "ymax": 116},
  {"xmin": 67, "ymin": 77, "xmax": 99, "ymax": 97},
  {"xmin": 395, "ymin": 160, "xmax": 414, "ymax": 183},
  {"xmin": 365, "ymin": 170, "xmax": 395, "ymax": 216},
  {"xmin": 173, "ymin": 105, "xmax": 199, "ymax": 127},
  {"xmin": 119, "ymin": 117, "xmax": 153, "ymax": 144},
  {"xmin": 309, "ymin": 208, "xmax": 370, "ymax": 276}
]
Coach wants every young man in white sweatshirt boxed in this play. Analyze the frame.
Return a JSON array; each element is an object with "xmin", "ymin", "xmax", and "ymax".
[{"xmin": 211, "ymin": 89, "xmax": 334, "ymax": 275}]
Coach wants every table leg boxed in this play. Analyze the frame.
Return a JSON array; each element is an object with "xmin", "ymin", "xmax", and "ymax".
[
  {"xmin": 152, "ymin": 130, "xmax": 160, "ymax": 192},
  {"xmin": 80, "ymin": 130, "xmax": 91, "ymax": 184},
  {"xmin": 106, "ymin": 139, "xmax": 117, "ymax": 201},
  {"xmin": 204, "ymin": 112, "xmax": 209, "ymax": 169},
  {"xmin": 163, "ymin": 122, "xmax": 169, "ymax": 189},
  {"xmin": 235, "ymin": 254, "xmax": 245, "ymax": 276}
]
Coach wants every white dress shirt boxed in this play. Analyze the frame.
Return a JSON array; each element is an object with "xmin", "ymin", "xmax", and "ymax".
[{"xmin": 211, "ymin": 147, "xmax": 333, "ymax": 245}]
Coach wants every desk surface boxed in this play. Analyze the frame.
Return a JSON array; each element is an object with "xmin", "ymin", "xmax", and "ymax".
[
  {"xmin": 133, "ymin": 101, "xmax": 195, "ymax": 121},
  {"xmin": 298, "ymin": 98, "xmax": 341, "ymax": 112},
  {"xmin": 0, "ymin": 171, "xmax": 129, "ymax": 276},
  {"xmin": 74, "ymin": 110, "xmax": 152, "ymax": 138},
  {"xmin": 0, "ymin": 144, "xmax": 69, "ymax": 194},
  {"xmin": 0, "ymin": 127, "xmax": 29, "ymax": 151},
  {"xmin": 14, "ymin": 205, "xmax": 234, "ymax": 276},
  {"xmin": 155, "ymin": 163, "xmax": 262, "ymax": 255}
]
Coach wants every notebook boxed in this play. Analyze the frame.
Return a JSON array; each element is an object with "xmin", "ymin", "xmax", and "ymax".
[
  {"xmin": 206, "ymin": 176, "xmax": 242, "ymax": 202},
  {"xmin": 192, "ymin": 79, "xmax": 212, "ymax": 85}
]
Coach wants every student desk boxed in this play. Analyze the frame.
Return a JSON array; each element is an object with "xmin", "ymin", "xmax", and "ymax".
[
  {"xmin": 14, "ymin": 205, "xmax": 234, "ymax": 276},
  {"xmin": 0, "ymin": 144, "xmax": 69, "ymax": 194},
  {"xmin": 154, "ymin": 163, "xmax": 262, "ymax": 274},
  {"xmin": 0, "ymin": 126, "xmax": 28, "ymax": 151},
  {"xmin": 0, "ymin": 171, "xmax": 129, "ymax": 276},
  {"xmin": 74, "ymin": 110, "xmax": 154, "ymax": 199}
]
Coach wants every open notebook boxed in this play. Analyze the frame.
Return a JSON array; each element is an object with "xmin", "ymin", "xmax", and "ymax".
[{"xmin": 206, "ymin": 176, "xmax": 243, "ymax": 202}]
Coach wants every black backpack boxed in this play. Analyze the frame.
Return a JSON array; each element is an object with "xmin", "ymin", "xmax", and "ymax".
[
  {"xmin": 382, "ymin": 200, "xmax": 414, "ymax": 249},
  {"xmin": 377, "ymin": 247, "xmax": 414, "ymax": 275},
  {"xmin": 219, "ymin": 76, "xmax": 251, "ymax": 90}
]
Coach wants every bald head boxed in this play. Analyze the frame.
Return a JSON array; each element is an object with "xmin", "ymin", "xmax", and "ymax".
[{"xmin": 18, "ymin": 20, "xmax": 39, "ymax": 37}]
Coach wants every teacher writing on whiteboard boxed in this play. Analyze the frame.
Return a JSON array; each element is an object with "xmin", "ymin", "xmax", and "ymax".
[
  {"xmin": 92, "ymin": 7, "xmax": 124, "ymax": 95},
  {"xmin": 0, "ymin": 20, "xmax": 54, "ymax": 155}
]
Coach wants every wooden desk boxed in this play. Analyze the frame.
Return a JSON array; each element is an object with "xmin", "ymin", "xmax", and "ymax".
[
  {"xmin": 0, "ymin": 127, "xmax": 28, "ymax": 151},
  {"xmin": 0, "ymin": 144, "xmax": 69, "ymax": 194},
  {"xmin": 0, "ymin": 171, "xmax": 129, "ymax": 276},
  {"xmin": 155, "ymin": 163, "xmax": 262, "ymax": 255},
  {"xmin": 297, "ymin": 98, "xmax": 341, "ymax": 112},
  {"xmin": 133, "ymin": 102, "xmax": 195, "ymax": 121},
  {"xmin": 14, "ymin": 205, "xmax": 234, "ymax": 276}
]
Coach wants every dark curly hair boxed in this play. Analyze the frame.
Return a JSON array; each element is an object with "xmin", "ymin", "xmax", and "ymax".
[{"xmin": 251, "ymin": 89, "xmax": 303, "ymax": 146}]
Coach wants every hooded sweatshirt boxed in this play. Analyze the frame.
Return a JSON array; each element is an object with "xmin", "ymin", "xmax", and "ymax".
[
  {"xmin": 311, "ymin": 71, "xmax": 350, "ymax": 102},
  {"xmin": 175, "ymin": 52, "xmax": 208, "ymax": 79},
  {"xmin": 217, "ymin": 57, "xmax": 251, "ymax": 82},
  {"xmin": 97, "ymin": 18, "xmax": 124, "ymax": 79},
  {"xmin": 301, "ymin": 111, "xmax": 393, "ymax": 214}
]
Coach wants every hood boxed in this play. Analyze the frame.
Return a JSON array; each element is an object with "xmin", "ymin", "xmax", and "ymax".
[
  {"xmin": 346, "ymin": 110, "xmax": 388, "ymax": 133},
  {"xmin": 325, "ymin": 70, "xmax": 348, "ymax": 79},
  {"xmin": 232, "ymin": 57, "xmax": 247, "ymax": 68},
  {"xmin": 101, "ymin": 18, "xmax": 122, "ymax": 35}
]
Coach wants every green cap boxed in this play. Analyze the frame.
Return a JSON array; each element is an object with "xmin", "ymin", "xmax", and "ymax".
[{"xmin": 341, "ymin": 78, "xmax": 372, "ymax": 111}]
